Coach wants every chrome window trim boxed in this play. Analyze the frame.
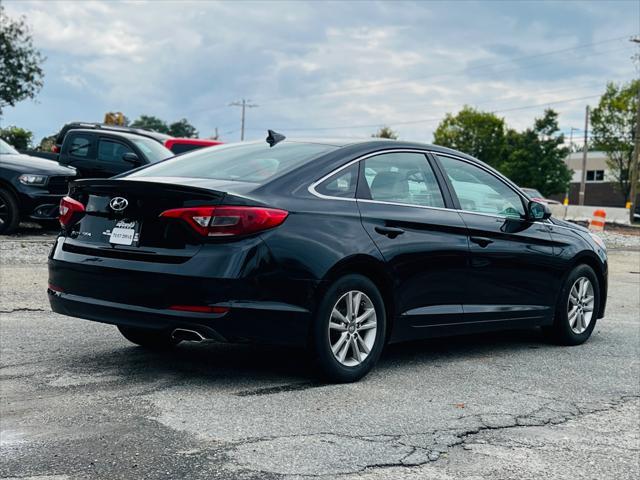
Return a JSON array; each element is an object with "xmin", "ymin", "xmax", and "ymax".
[
  {"xmin": 308, "ymin": 148, "xmax": 440, "ymax": 205},
  {"xmin": 307, "ymin": 149, "xmax": 569, "ymax": 229}
]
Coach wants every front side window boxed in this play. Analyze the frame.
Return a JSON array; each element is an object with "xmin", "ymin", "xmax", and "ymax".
[
  {"xmin": 361, "ymin": 152, "xmax": 445, "ymax": 208},
  {"xmin": 315, "ymin": 163, "xmax": 358, "ymax": 198},
  {"xmin": 98, "ymin": 139, "xmax": 134, "ymax": 165},
  {"xmin": 68, "ymin": 135, "xmax": 92, "ymax": 157},
  {"xmin": 130, "ymin": 137, "xmax": 173, "ymax": 163},
  {"xmin": 437, "ymin": 155, "xmax": 525, "ymax": 218}
]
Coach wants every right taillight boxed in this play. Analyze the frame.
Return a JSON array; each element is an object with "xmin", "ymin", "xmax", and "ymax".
[
  {"xmin": 59, "ymin": 196, "xmax": 85, "ymax": 227},
  {"xmin": 159, "ymin": 206, "xmax": 288, "ymax": 237}
]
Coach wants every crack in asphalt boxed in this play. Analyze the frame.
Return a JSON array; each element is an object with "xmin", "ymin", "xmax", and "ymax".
[
  {"xmin": 0, "ymin": 307, "xmax": 47, "ymax": 313},
  {"xmin": 224, "ymin": 394, "xmax": 640, "ymax": 478}
]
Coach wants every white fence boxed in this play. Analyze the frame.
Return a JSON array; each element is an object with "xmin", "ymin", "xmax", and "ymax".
[{"xmin": 549, "ymin": 205, "xmax": 631, "ymax": 225}]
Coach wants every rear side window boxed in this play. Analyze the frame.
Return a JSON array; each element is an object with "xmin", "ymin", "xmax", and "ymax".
[
  {"xmin": 68, "ymin": 135, "xmax": 92, "ymax": 157},
  {"xmin": 98, "ymin": 139, "xmax": 134, "ymax": 164},
  {"xmin": 315, "ymin": 163, "xmax": 358, "ymax": 198},
  {"xmin": 361, "ymin": 152, "xmax": 445, "ymax": 208},
  {"xmin": 128, "ymin": 142, "xmax": 336, "ymax": 184},
  {"xmin": 437, "ymin": 155, "xmax": 525, "ymax": 218}
]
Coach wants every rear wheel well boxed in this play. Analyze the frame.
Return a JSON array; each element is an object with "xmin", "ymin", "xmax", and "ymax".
[{"xmin": 317, "ymin": 256, "xmax": 396, "ymax": 342}]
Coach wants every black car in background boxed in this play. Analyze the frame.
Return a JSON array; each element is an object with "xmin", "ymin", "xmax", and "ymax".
[
  {"xmin": 48, "ymin": 137, "xmax": 608, "ymax": 382},
  {"xmin": 56, "ymin": 128, "xmax": 173, "ymax": 178},
  {"xmin": 0, "ymin": 138, "xmax": 76, "ymax": 234}
]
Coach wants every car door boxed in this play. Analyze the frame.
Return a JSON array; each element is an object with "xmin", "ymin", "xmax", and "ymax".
[
  {"xmin": 60, "ymin": 132, "xmax": 98, "ymax": 178},
  {"xmin": 355, "ymin": 150, "xmax": 470, "ymax": 341},
  {"xmin": 434, "ymin": 153, "xmax": 557, "ymax": 326},
  {"xmin": 96, "ymin": 137, "xmax": 139, "ymax": 177}
]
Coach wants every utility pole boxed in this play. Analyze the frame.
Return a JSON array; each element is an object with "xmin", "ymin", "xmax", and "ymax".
[
  {"xmin": 629, "ymin": 35, "xmax": 640, "ymax": 223},
  {"xmin": 579, "ymin": 105, "xmax": 590, "ymax": 206},
  {"xmin": 564, "ymin": 127, "xmax": 579, "ymax": 205},
  {"xmin": 229, "ymin": 99, "xmax": 258, "ymax": 141}
]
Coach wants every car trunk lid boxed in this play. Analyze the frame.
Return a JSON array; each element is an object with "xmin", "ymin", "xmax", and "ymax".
[{"xmin": 63, "ymin": 179, "xmax": 230, "ymax": 260}]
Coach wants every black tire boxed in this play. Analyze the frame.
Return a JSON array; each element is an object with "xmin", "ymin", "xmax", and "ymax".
[
  {"xmin": 117, "ymin": 325, "xmax": 181, "ymax": 350},
  {"xmin": 543, "ymin": 264, "xmax": 600, "ymax": 345},
  {"xmin": 311, "ymin": 274, "xmax": 387, "ymax": 383},
  {"xmin": 0, "ymin": 188, "xmax": 20, "ymax": 235}
]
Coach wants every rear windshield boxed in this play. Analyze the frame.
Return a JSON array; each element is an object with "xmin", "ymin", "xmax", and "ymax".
[{"xmin": 127, "ymin": 141, "xmax": 337, "ymax": 183}]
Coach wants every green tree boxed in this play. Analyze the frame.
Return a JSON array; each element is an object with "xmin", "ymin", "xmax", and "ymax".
[
  {"xmin": 500, "ymin": 110, "xmax": 571, "ymax": 197},
  {"xmin": 168, "ymin": 118, "xmax": 198, "ymax": 138},
  {"xmin": 371, "ymin": 126, "xmax": 398, "ymax": 139},
  {"xmin": 130, "ymin": 115, "xmax": 170, "ymax": 134},
  {"xmin": 590, "ymin": 80, "xmax": 639, "ymax": 203},
  {"xmin": 0, "ymin": 125, "xmax": 33, "ymax": 150},
  {"xmin": 433, "ymin": 106, "xmax": 506, "ymax": 168},
  {"xmin": 0, "ymin": 6, "xmax": 45, "ymax": 115}
]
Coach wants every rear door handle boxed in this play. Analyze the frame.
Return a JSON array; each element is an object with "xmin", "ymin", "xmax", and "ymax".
[
  {"xmin": 470, "ymin": 236, "xmax": 493, "ymax": 247},
  {"xmin": 375, "ymin": 226, "xmax": 405, "ymax": 238}
]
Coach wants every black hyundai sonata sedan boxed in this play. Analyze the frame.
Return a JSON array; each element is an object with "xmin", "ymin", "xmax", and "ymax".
[{"xmin": 48, "ymin": 135, "xmax": 607, "ymax": 382}]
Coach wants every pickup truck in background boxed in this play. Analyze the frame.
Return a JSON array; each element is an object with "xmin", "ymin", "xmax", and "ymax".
[
  {"xmin": 53, "ymin": 123, "xmax": 223, "ymax": 155},
  {"xmin": 56, "ymin": 128, "xmax": 174, "ymax": 178}
]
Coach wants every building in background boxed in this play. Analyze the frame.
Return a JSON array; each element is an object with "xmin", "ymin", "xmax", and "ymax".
[{"xmin": 551, "ymin": 151, "xmax": 628, "ymax": 207}]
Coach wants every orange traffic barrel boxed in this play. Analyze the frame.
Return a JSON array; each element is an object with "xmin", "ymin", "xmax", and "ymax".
[{"xmin": 589, "ymin": 209, "xmax": 606, "ymax": 231}]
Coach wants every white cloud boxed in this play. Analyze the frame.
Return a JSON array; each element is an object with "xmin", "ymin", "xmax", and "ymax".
[{"xmin": 1, "ymin": 0, "xmax": 637, "ymax": 145}]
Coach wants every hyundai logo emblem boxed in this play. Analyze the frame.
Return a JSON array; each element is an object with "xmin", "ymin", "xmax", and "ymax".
[{"xmin": 109, "ymin": 197, "xmax": 129, "ymax": 212}]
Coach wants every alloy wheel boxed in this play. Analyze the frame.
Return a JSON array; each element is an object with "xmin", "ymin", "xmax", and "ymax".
[
  {"xmin": 0, "ymin": 196, "xmax": 8, "ymax": 227},
  {"xmin": 567, "ymin": 276, "xmax": 595, "ymax": 334},
  {"xmin": 328, "ymin": 290, "xmax": 377, "ymax": 367}
]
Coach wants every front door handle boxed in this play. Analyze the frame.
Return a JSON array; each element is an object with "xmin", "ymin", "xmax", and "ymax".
[
  {"xmin": 375, "ymin": 226, "xmax": 405, "ymax": 238},
  {"xmin": 470, "ymin": 236, "xmax": 493, "ymax": 247}
]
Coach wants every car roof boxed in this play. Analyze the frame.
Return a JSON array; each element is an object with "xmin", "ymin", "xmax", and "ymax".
[
  {"xmin": 279, "ymin": 137, "xmax": 479, "ymax": 160},
  {"xmin": 259, "ymin": 137, "xmax": 521, "ymax": 194},
  {"xmin": 56, "ymin": 122, "xmax": 170, "ymax": 144},
  {"xmin": 66, "ymin": 128, "xmax": 169, "ymax": 143}
]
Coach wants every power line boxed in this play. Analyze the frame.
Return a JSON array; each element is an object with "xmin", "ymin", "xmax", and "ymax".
[
  {"xmin": 247, "ymin": 93, "xmax": 603, "ymax": 132},
  {"xmin": 256, "ymin": 35, "xmax": 634, "ymax": 106},
  {"xmin": 183, "ymin": 34, "xmax": 634, "ymax": 117}
]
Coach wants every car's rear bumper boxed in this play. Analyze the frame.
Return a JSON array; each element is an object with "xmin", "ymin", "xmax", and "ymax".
[
  {"xmin": 48, "ymin": 236, "xmax": 317, "ymax": 346},
  {"xmin": 49, "ymin": 289, "xmax": 312, "ymax": 346}
]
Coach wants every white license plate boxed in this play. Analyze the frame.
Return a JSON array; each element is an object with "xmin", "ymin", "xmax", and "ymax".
[{"xmin": 109, "ymin": 222, "xmax": 136, "ymax": 245}]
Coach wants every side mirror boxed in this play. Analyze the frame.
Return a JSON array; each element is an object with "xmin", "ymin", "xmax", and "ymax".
[
  {"xmin": 528, "ymin": 200, "xmax": 551, "ymax": 221},
  {"xmin": 122, "ymin": 152, "xmax": 141, "ymax": 165}
]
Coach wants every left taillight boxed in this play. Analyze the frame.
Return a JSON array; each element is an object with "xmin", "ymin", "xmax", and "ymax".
[
  {"xmin": 159, "ymin": 206, "xmax": 288, "ymax": 237},
  {"xmin": 59, "ymin": 196, "xmax": 85, "ymax": 228}
]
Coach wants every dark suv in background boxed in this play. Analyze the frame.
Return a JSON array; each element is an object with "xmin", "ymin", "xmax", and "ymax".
[{"xmin": 0, "ymin": 138, "xmax": 76, "ymax": 234}]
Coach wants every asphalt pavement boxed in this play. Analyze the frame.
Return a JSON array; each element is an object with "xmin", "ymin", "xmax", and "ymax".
[{"xmin": 1, "ymin": 228, "xmax": 639, "ymax": 479}]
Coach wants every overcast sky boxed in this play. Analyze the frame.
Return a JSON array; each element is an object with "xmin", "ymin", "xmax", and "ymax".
[{"xmin": 2, "ymin": 0, "xmax": 638, "ymax": 145}]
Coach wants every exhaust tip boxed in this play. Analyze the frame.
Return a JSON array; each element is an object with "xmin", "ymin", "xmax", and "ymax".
[{"xmin": 171, "ymin": 328, "xmax": 206, "ymax": 342}]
